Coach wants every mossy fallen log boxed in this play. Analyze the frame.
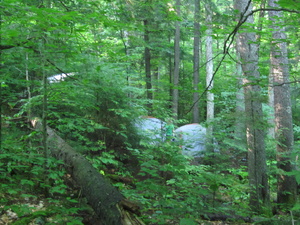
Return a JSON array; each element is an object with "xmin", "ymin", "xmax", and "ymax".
[{"xmin": 32, "ymin": 119, "xmax": 144, "ymax": 225}]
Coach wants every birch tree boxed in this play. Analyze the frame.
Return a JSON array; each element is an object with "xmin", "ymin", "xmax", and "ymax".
[
  {"xmin": 193, "ymin": 0, "xmax": 200, "ymax": 123},
  {"xmin": 205, "ymin": 2, "xmax": 214, "ymax": 146}
]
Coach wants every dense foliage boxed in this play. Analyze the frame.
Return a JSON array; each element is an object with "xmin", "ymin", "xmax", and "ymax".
[{"xmin": 1, "ymin": 0, "xmax": 300, "ymax": 224}]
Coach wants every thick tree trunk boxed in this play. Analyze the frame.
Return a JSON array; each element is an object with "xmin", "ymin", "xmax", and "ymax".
[
  {"xmin": 234, "ymin": 0, "xmax": 270, "ymax": 214},
  {"xmin": 32, "ymin": 120, "xmax": 144, "ymax": 225},
  {"xmin": 192, "ymin": 0, "xmax": 200, "ymax": 123},
  {"xmin": 269, "ymin": 0, "xmax": 297, "ymax": 207}
]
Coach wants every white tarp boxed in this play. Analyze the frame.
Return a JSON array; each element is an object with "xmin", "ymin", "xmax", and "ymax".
[
  {"xmin": 47, "ymin": 72, "xmax": 75, "ymax": 83},
  {"xmin": 135, "ymin": 117, "xmax": 166, "ymax": 143},
  {"xmin": 174, "ymin": 123, "xmax": 207, "ymax": 157}
]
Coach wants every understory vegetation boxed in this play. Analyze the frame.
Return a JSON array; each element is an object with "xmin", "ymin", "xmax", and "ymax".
[
  {"xmin": 1, "ymin": 0, "xmax": 300, "ymax": 224},
  {"xmin": 1, "ymin": 70, "xmax": 300, "ymax": 224}
]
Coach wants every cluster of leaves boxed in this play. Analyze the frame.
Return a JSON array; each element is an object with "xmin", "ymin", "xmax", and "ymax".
[
  {"xmin": 0, "ymin": 126, "xmax": 87, "ymax": 224},
  {"xmin": 117, "ymin": 141, "xmax": 250, "ymax": 224}
]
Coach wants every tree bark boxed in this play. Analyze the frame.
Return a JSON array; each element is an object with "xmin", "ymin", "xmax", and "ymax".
[
  {"xmin": 144, "ymin": 19, "xmax": 152, "ymax": 112},
  {"xmin": 192, "ymin": 0, "xmax": 200, "ymax": 123},
  {"xmin": 269, "ymin": 0, "xmax": 297, "ymax": 207},
  {"xmin": 168, "ymin": 35, "xmax": 173, "ymax": 106},
  {"xmin": 268, "ymin": 71, "xmax": 275, "ymax": 139},
  {"xmin": 0, "ymin": 79, "xmax": 2, "ymax": 151},
  {"xmin": 234, "ymin": 49, "xmax": 246, "ymax": 147},
  {"xmin": 172, "ymin": 0, "xmax": 181, "ymax": 120},
  {"xmin": 40, "ymin": 49, "xmax": 50, "ymax": 196},
  {"xmin": 234, "ymin": 0, "xmax": 270, "ymax": 214},
  {"xmin": 205, "ymin": 2, "xmax": 214, "ymax": 146},
  {"xmin": 0, "ymin": 42, "xmax": 2, "ymax": 150},
  {"xmin": 31, "ymin": 120, "xmax": 144, "ymax": 225}
]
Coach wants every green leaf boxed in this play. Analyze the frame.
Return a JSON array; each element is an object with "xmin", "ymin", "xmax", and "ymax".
[
  {"xmin": 20, "ymin": 194, "xmax": 38, "ymax": 199},
  {"xmin": 66, "ymin": 197, "xmax": 79, "ymax": 203},
  {"xmin": 166, "ymin": 179, "xmax": 176, "ymax": 185},
  {"xmin": 50, "ymin": 185, "xmax": 67, "ymax": 194},
  {"xmin": 21, "ymin": 179, "xmax": 35, "ymax": 186},
  {"xmin": 7, "ymin": 189, "xmax": 18, "ymax": 195},
  {"xmin": 179, "ymin": 218, "xmax": 197, "ymax": 225}
]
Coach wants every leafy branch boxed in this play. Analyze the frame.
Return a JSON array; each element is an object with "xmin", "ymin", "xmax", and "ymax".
[{"xmin": 0, "ymin": 37, "xmax": 37, "ymax": 51}]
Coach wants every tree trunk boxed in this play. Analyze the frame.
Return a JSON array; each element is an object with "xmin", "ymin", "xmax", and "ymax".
[
  {"xmin": 168, "ymin": 35, "xmax": 173, "ymax": 106},
  {"xmin": 25, "ymin": 52, "xmax": 32, "ymax": 119},
  {"xmin": 234, "ymin": 0, "xmax": 270, "ymax": 214},
  {"xmin": 144, "ymin": 19, "xmax": 152, "ymax": 112},
  {"xmin": 0, "ymin": 41, "xmax": 2, "ymax": 150},
  {"xmin": 172, "ymin": 0, "xmax": 180, "ymax": 120},
  {"xmin": 31, "ymin": 120, "xmax": 144, "ymax": 225},
  {"xmin": 268, "ymin": 0, "xmax": 297, "ymax": 208},
  {"xmin": 120, "ymin": 30, "xmax": 132, "ymax": 99},
  {"xmin": 268, "ymin": 71, "xmax": 275, "ymax": 139},
  {"xmin": 205, "ymin": 2, "xmax": 214, "ymax": 146},
  {"xmin": 0, "ymin": 77, "xmax": 2, "ymax": 150},
  {"xmin": 37, "ymin": 44, "xmax": 51, "ymax": 197},
  {"xmin": 234, "ymin": 49, "xmax": 246, "ymax": 147},
  {"xmin": 192, "ymin": 0, "xmax": 200, "ymax": 123}
]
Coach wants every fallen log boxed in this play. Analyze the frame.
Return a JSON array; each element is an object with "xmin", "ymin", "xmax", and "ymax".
[{"xmin": 31, "ymin": 119, "xmax": 144, "ymax": 225}]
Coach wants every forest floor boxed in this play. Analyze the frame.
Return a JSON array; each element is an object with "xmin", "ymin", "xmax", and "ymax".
[{"xmin": 0, "ymin": 194, "xmax": 254, "ymax": 225}]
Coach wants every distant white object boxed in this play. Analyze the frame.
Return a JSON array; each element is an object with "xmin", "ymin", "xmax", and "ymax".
[
  {"xmin": 47, "ymin": 72, "xmax": 75, "ymax": 83},
  {"xmin": 135, "ymin": 116, "xmax": 166, "ymax": 143},
  {"xmin": 175, "ymin": 123, "xmax": 207, "ymax": 157}
]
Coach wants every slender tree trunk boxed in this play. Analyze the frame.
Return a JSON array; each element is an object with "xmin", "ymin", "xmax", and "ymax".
[
  {"xmin": 120, "ymin": 30, "xmax": 132, "ymax": 98},
  {"xmin": 40, "ymin": 48, "xmax": 50, "ymax": 197},
  {"xmin": 0, "ymin": 15, "xmax": 2, "ymax": 150},
  {"xmin": 0, "ymin": 78, "xmax": 2, "ymax": 151},
  {"xmin": 168, "ymin": 35, "xmax": 173, "ymax": 106},
  {"xmin": 205, "ymin": 2, "xmax": 214, "ymax": 146},
  {"xmin": 268, "ymin": 70, "xmax": 275, "ymax": 139},
  {"xmin": 152, "ymin": 22, "xmax": 161, "ymax": 102},
  {"xmin": 269, "ymin": 0, "xmax": 297, "ymax": 208},
  {"xmin": 193, "ymin": 0, "xmax": 200, "ymax": 123},
  {"xmin": 42, "ymin": 64, "xmax": 48, "ymax": 163},
  {"xmin": 172, "ymin": 0, "xmax": 180, "ymax": 120},
  {"xmin": 234, "ymin": 49, "xmax": 246, "ymax": 148},
  {"xmin": 25, "ymin": 52, "xmax": 33, "ymax": 129},
  {"xmin": 144, "ymin": 19, "xmax": 152, "ymax": 112},
  {"xmin": 234, "ymin": 0, "xmax": 270, "ymax": 214}
]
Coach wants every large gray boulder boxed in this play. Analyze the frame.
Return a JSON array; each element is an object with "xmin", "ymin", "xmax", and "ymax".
[{"xmin": 174, "ymin": 123, "xmax": 207, "ymax": 157}]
